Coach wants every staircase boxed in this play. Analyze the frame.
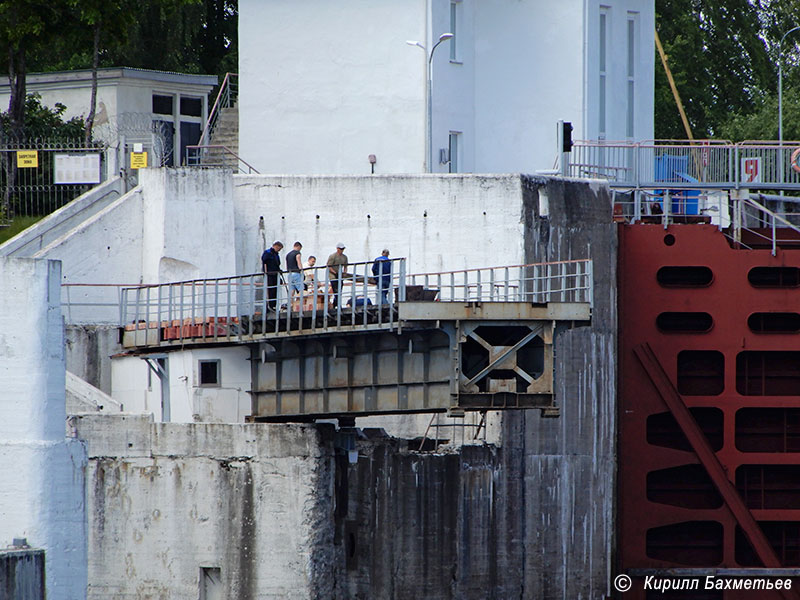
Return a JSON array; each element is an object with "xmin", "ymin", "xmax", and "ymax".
[
  {"xmin": 187, "ymin": 73, "xmax": 257, "ymax": 173},
  {"xmin": 205, "ymin": 105, "xmax": 239, "ymax": 168}
]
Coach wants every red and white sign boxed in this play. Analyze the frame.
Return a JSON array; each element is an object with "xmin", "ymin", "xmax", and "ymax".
[{"xmin": 741, "ymin": 157, "xmax": 761, "ymax": 183}]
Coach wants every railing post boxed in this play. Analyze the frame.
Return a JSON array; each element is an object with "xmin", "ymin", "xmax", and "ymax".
[{"xmin": 399, "ymin": 259, "xmax": 406, "ymax": 302}]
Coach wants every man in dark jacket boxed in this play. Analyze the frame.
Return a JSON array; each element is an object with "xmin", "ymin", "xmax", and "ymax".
[
  {"xmin": 261, "ymin": 241, "xmax": 283, "ymax": 311},
  {"xmin": 372, "ymin": 249, "xmax": 391, "ymax": 305}
]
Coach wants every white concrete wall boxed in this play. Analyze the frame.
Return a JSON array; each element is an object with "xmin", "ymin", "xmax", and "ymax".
[
  {"xmin": 73, "ymin": 414, "xmax": 333, "ymax": 599},
  {"xmin": 0, "ymin": 258, "xmax": 87, "ymax": 600},
  {"xmin": 112, "ymin": 346, "xmax": 251, "ymax": 423},
  {"xmin": 139, "ymin": 168, "xmax": 236, "ymax": 283},
  {"xmin": 26, "ymin": 168, "xmax": 235, "ymax": 289},
  {"xmin": 239, "ymin": 0, "xmax": 427, "ymax": 175},
  {"xmin": 584, "ymin": 0, "xmax": 655, "ymax": 142},
  {"xmin": 239, "ymin": 0, "xmax": 654, "ymax": 175},
  {"xmin": 233, "ymin": 174, "xmax": 528, "ymax": 276},
  {"xmin": 473, "ymin": 0, "xmax": 585, "ymax": 173}
]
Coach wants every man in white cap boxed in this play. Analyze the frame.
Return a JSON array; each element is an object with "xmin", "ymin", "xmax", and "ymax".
[{"xmin": 326, "ymin": 242, "xmax": 348, "ymax": 307}]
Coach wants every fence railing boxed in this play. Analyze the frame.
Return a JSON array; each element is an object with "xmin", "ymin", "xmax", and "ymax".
[
  {"xmin": 120, "ymin": 259, "xmax": 407, "ymax": 341},
  {"xmin": 62, "ymin": 283, "xmax": 132, "ymax": 324},
  {"xmin": 0, "ymin": 138, "xmax": 107, "ymax": 223},
  {"xmin": 184, "ymin": 144, "xmax": 260, "ymax": 173},
  {"xmin": 116, "ymin": 258, "xmax": 594, "ymax": 345},
  {"xmin": 199, "ymin": 72, "xmax": 237, "ymax": 148},
  {"xmin": 567, "ymin": 139, "xmax": 800, "ymax": 190},
  {"xmin": 406, "ymin": 260, "xmax": 593, "ymax": 305}
]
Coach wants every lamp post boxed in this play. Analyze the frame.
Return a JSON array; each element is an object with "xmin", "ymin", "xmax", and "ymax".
[
  {"xmin": 407, "ymin": 33, "xmax": 453, "ymax": 173},
  {"xmin": 779, "ymin": 26, "xmax": 800, "ymax": 156}
]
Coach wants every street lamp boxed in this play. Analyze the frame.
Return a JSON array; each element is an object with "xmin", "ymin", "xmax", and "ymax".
[
  {"xmin": 779, "ymin": 26, "xmax": 800, "ymax": 148},
  {"xmin": 407, "ymin": 33, "xmax": 453, "ymax": 172}
]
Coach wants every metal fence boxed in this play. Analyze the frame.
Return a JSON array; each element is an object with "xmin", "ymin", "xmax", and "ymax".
[
  {"xmin": 61, "ymin": 283, "xmax": 131, "ymax": 324},
  {"xmin": 117, "ymin": 258, "xmax": 594, "ymax": 346},
  {"xmin": 407, "ymin": 260, "xmax": 593, "ymax": 304},
  {"xmin": 0, "ymin": 138, "xmax": 107, "ymax": 223},
  {"xmin": 567, "ymin": 140, "xmax": 800, "ymax": 190}
]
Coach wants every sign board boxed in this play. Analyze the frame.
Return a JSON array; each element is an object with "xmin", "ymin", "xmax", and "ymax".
[
  {"xmin": 54, "ymin": 153, "xmax": 101, "ymax": 184},
  {"xmin": 16, "ymin": 150, "xmax": 38, "ymax": 168},
  {"xmin": 741, "ymin": 156, "xmax": 761, "ymax": 184},
  {"xmin": 130, "ymin": 151, "xmax": 148, "ymax": 169}
]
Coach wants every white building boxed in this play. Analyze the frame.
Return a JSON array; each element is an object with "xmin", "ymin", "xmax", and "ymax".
[
  {"xmin": 0, "ymin": 68, "xmax": 217, "ymax": 169},
  {"xmin": 238, "ymin": 0, "xmax": 654, "ymax": 175}
]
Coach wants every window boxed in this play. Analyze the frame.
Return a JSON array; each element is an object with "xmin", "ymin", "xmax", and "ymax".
[
  {"xmin": 450, "ymin": 2, "xmax": 459, "ymax": 61},
  {"xmin": 180, "ymin": 96, "xmax": 202, "ymax": 117},
  {"xmin": 200, "ymin": 567, "xmax": 221, "ymax": 600},
  {"xmin": 152, "ymin": 94, "xmax": 174, "ymax": 116},
  {"xmin": 599, "ymin": 8, "xmax": 609, "ymax": 137},
  {"xmin": 199, "ymin": 359, "xmax": 221, "ymax": 386},
  {"xmin": 626, "ymin": 14, "xmax": 637, "ymax": 138},
  {"xmin": 448, "ymin": 132, "xmax": 460, "ymax": 173},
  {"xmin": 736, "ymin": 408, "xmax": 800, "ymax": 452}
]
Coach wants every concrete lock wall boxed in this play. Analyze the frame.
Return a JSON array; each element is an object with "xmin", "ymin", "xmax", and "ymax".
[
  {"xmin": 73, "ymin": 414, "xmax": 335, "ymax": 600},
  {"xmin": 233, "ymin": 173, "xmax": 528, "ymax": 276},
  {"xmin": 0, "ymin": 258, "xmax": 88, "ymax": 600}
]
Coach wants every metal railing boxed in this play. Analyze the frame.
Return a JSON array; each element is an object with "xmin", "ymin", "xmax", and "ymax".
[
  {"xmin": 406, "ymin": 260, "xmax": 593, "ymax": 305},
  {"xmin": 184, "ymin": 144, "xmax": 260, "ymax": 173},
  {"xmin": 120, "ymin": 259, "xmax": 407, "ymax": 342},
  {"xmin": 117, "ymin": 258, "xmax": 594, "ymax": 346},
  {"xmin": 566, "ymin": 139, "xmax": 800, "ymax": 190},
  {"xmin": 199, "ymin": 72, "xmax": 238, "ymax": 148},
  {"xmin": 62, "ymin": 283, "xmax": 134, "ymax": 324},
  {"xmin": 0, "ymin": 137, "xmax": 108, "ymax": 223},
  {"xmin": 729, "ymin": 195, "xmax": 800, "ymax": 256}
]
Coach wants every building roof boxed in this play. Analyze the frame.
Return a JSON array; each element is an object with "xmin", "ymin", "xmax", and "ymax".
[{"xmin": 3, "ymin": 67, "xmax": 218, "ymax": 89}]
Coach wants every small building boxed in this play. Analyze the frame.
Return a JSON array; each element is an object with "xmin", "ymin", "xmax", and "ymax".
[
  {"xmin": 238, "ymin": 0, "xmax": 655, "ymax": 175},
  {"xmin": 0, "ymin": 67, "xmax": 218, "ymax": 170}
]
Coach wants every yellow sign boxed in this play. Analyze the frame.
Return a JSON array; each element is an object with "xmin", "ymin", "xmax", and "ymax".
[
  {"xmin": 17, "ymin": 150, "xmax": 38, "ymax": 168},
  {"xmin": 130, "ymin": 151, "xmax": 148, "ymax": 169}
]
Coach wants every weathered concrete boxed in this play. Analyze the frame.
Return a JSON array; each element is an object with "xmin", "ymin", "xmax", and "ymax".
[
  {"xmin": 0, "ymin": 548, "xmax": 45, "ymax": 600},
  {"xmin": 0, "ymin": 177, "xmax": 124, "ymax": 258},
  {"xmin": 65, "ymin": 324, "xmax": 121, "ymax": 395},
  {"xmin": 66, "ymin": 371, "xmax": 123, "ymax": 414},
  {"xmin": 73, "ymin": 414, "xmax": 336, "ymax": 600},
  {"xmin": 0, "ymin": 258, "xmax": 88, "ymax": 600},
  {"xmin": 517, "ymin": 177, "xmax": 617, "ymax": 598}
]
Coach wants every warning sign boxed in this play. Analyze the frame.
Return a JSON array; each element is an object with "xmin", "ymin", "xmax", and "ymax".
[
  {"xmin": 17, "ymin": 150, "xmax": 38, "ymax": 168},
  {"xmin": 130, "ymin": 151, "xmax": 148, "ymax": 169}
]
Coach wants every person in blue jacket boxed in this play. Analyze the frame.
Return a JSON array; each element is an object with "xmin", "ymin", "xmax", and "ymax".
[
  {"xmin": 372, "ymin": 249, "xmax": 391, "ymax": 305},
  {"xmin": 261, "ymin": 241, "xmax": 283, "ymax": 312}
]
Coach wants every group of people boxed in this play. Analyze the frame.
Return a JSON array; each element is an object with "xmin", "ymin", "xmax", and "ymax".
[{"xmin": 260, "ymin": 241, "xmax": 392, "ymax": 312}]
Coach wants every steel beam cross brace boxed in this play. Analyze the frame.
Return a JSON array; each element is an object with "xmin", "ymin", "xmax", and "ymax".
[{"xmin": 633, "ymin": 343, "xmax": 799, "ymax": 600}]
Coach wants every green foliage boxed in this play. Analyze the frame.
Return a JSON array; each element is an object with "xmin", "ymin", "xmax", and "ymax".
[
  {"xmin": 26, "ymin": 0, "xmax": 237, "ymax": 81},
  {"xmin": 655, "ymin": 0, "xmax": 775, "ymax": 139},
  {"xmin": 0, "ymin": 93, "xmax": 86, "ymax": 140},
  {"xmin": 0, "ymin": 215, "xmax": 43, "ymax": 243}
]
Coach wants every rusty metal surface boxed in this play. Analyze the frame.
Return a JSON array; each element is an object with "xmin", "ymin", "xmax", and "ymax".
[{"xmin": 618, "ymin": 224, "xmax": 800, "ymax": 600}]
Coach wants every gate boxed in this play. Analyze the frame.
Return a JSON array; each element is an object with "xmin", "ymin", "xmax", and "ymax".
[{"xmin": 0, "ymin": 138, "xmax": 107, "ymax": 225}]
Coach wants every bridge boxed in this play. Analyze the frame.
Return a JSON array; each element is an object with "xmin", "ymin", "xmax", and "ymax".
[{"xmin": 118, "ymin": 259, "xmax": 593, "ymax": 421}]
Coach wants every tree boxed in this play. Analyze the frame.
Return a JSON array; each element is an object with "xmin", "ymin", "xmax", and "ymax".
[
  {"xmin": 655, "ymin": 0, "xmax": 776, "ymax": 139},
  {"xmin": 0, "ymin": 1, "xmax": 71, "ymax": 136}
]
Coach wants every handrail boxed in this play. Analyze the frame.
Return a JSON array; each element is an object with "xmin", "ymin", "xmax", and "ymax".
[
  {"xmin": 407, "ymin": 258, "xmax": 591, "ymax": 278},
  {"xmin": 117, "ymin": 258, "xmax": 595, "ymax": 347},
  {"xmin": 200, "ymin": 72, "xmax": 238, "ymax": 147},
  {"xmin": 184, "ymin": 144, "xmax": 260, "ymax": 174}
]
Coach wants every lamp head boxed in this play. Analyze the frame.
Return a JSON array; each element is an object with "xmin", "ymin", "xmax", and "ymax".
[
  {"xmin": 438, "ymin": 33, "xmax": 454, "ymax": 41},
  {"xmin": 406, "ymin": 40, "xmax": 425, "ymax": 50}
]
